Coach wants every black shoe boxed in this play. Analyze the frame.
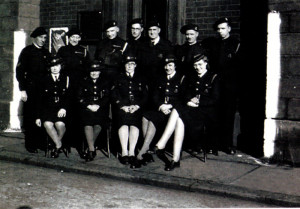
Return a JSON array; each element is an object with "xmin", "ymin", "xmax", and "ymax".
[
  {"xmin": 85, "ymin": 151, "xmax": 95, "ymax": 162},
  {"xmin": 129, "ymin": 156, "xmax": 141, "ymax": 169},
  {"xmin": 26, "ymin": 147, "xmax": 38, "ymax": 153},
  {"xmin": 225, "ymin": 147, "xmax": 236, "ymax": 155},
  {"xmin": 119, "ymin": 155, "xmax": 129, "ymax": 165},
  {"xmin": 50, "ymin": 148, "xmax": 60, "ymax": 158},
  {"xmin": 165, "ymin": 160, "xmax": 180, "ymax": 171},
  {"xmin": 155, "ymin": 146, "xmax": 170, "ymax": 164},
  {"xmin": 142, "ymin": 153, "xmax": 154, "ymax": 165}
]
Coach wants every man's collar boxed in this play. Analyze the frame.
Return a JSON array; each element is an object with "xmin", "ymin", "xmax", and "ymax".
[
  {"xmin": 151, "ymin": 37, "xmax": 160, "ymax": 45},
  {"xmin": 33, "ymin": 42, "xmax": 41, "ymax": 49}
]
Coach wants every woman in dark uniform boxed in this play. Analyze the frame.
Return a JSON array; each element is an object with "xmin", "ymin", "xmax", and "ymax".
[
  {"xmin": 111, "ymin": 54, "xmax": 148, "ymax": 169},
  {"xmin": 77, "ymin": 60, "xmax": 110, "ymax": 162},
  {"xmin": 137, "ymin": 54, "xmax": 185, "ymax": 165},
  {"xmin": 36, "ymin": 55, "xmax": 70, "ymax": 158},
  {"xmin": 155, "ymin": 54, "xmax": 221, "ymax": 171}
]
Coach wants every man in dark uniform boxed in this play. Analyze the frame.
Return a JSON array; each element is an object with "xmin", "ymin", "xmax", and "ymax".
[
  {"xmin": 125, "ymin": 18, "xmax": 147, "ymax": 63},
  {"xmin": 176, "ymin": 24, "xmax": 206, "ymax": 77},
  {"xmin": 16, "ymin": 27, "xmax": 50, "ymax": 153},
  {"xmin": 208, "ymin": 17, "xmax": 241, "ymax": 155},
  {"xmin": 140, "ymin": 20, "xmax": 173, "ymax": 89},
  {"xmin": 57, "ymin": 28, "xmax": 90, "ymax": 87},
  {"xmin": 94, "ymin": 20, "xmax": 126, "ymax": 82}
]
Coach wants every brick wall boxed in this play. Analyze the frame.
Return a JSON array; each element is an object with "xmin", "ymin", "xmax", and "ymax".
[{"xmin": 185, "ymin": 0, "xmax": 240, "ymax": 40}]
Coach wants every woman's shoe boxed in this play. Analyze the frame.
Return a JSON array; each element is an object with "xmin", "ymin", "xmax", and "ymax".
[
  {"xmin": 142, "ymin": 153, "xmax": 154, "ymax": 165},
  {"xmin": 50, "ymin": 148, "xmax": 60, "ymax": 158},
  {"xmin": 119, "ymin": 155, "xmax": 129, "ymax": 165},
  {"xmin": 129, "ymin": 156, "xmax": 141, "ymax": 169},
  {"xmin": 164, "ymin": 160, "xmax": 180, "ymax": 171},
  {"xmin": 85, "ymin": 151, "xmax": 95, "ymax": 162},
  {"xmin": 155, "ymin": 146, "xmax": 170, "ymax": 164}
]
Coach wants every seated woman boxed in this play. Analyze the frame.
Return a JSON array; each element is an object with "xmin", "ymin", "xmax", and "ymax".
[
  {"xmin": 36, "ymin": 55, "xmax": 70, "ymax": 158},
  {"xmin": 137, "ymin": 54, "xmax": 185, "ymax": 165},
  {"xmin": 155, "ymin": 54, "xmax": 221, "ymax": 171},
  {"xmin": 111, "ymin": 54, "xmax": 148, "ymax": 169},
  {"xmin": 77, "ymin": 60, "xmax": 110, "ymax": 162}
]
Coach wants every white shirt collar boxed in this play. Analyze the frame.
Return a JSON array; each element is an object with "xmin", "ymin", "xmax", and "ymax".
[
  {"xmin": 52, "ymin": 74, "xmax": 60, "ymax": 81},
  {"xmin": 167, "ymin": 71, "xmax": 176, "ymax": 80},
  {"xmin": 198, "ymin": 70, "xmax": 207, "ymax": 78},
  {"xmin": 33, "ymin": 42, "xmax": 41, "ymax": 49},
  {"xmin": 151, "ymin": 37, "xmax": 160, "ymax": 45}
]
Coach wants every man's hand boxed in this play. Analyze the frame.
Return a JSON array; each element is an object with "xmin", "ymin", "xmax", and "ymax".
[{"xmin": 21, "ymin": 91, "xmax": 28, "ymax": 102}]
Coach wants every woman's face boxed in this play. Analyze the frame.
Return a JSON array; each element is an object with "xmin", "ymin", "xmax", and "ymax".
[
  {"xmin": 164, "ymin": 62, "xmax": 176, "ymax": 75},
  {"xmin": 193, "ymin": 59, "xmax": 208, "ymax": 74},
  {"xmin": 50, "ymin": 64, "xmax": 61, "ymax": 74},
  {"xmin": 125, "ymin": 61, "xmax": 136, "ymax": 74},
  {"xmin": 90, "ymin": 71, "xmax": 100, "ymax": 79}
]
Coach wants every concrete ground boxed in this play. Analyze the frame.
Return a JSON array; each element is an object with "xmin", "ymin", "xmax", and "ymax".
[{"xmin": 0, "ymin": 132, "xmax": 299, "ymax": 207}]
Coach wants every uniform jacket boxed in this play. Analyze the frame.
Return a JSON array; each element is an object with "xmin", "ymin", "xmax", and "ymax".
[
  {"xmin": 57, "ymin": 44, "xmax": 90, "ymax": 77},
  {"xmin": 37, "ymin": 73, "xmax": 70, "ymax": 117},
  {"xmin": 152, "ymin": 72, "xmax": 185, "ymax": 109},
  {"xmin": 16, "ymin": 44, "xmax": 50, "ymax": 91},
  {"xmin": 94, "ymin": 36, "xmax": 126, "ymax": 68},
  {"xmin": 111, "ymin": 72, "xmax": 148, "ymax": 109},
  {"xmin": 77, "ymin": 75, "xmax": 111, "ymax": 110}
]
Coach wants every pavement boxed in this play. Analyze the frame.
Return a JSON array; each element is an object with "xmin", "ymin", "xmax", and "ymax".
[{"xmin": 0, "ymin": 132, "xmax": 299, "ymax": 207}]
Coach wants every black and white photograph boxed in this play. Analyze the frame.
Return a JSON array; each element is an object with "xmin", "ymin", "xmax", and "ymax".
[{"xmin": 0, "ymin": 0, "xmax": 299, "ymax": 208}]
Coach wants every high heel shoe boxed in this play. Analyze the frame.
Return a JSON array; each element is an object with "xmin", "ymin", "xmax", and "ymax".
[
  {"xmin": 119, "ymin": 155, "xmax": 129, "ymax": 165},
  {"xmin": 85, "ymin": 151, "xmax": 96, "ymax": 162},
  {"xmin": 129, "ymin": 156, "xmax": 141, "ymax": 169},
  {"xmin": 50, "ymin": 148, "xmax": 60, "ymax": 158},
  {"xmin": 164, "ymin": 160, "xmax": 180, "ymax": 171},
  {"xmin": 155, "ymin": 146, "xmax": 170, "ymax": 164},
  {"xmin": 141, "ymin": 153, "xmax": 154, "ymax": 165}
]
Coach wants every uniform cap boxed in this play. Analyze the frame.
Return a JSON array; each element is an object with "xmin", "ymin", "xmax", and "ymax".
[
  {"xmin": 123, "ymin": 54, "xmax": 137, "ymax": 63},
  {"xmin": 193, "ymin": 53, "xmax": 208, "ymax": 63},
  {"xmin": 30, "ymin": 27, "xmax": 47, "ymax": 38},
  {"xmin": 213, "ymin": 17, "xmax": 231, "ymax": 30},
  {"xmin": 48, "ymin": 55, "xmax": 64, "ymax": 67},
  {"xmin": 146, "ymin": 20, "xmax": 160, "ymax": 29},
  {"xmin": 67, "ymin": 28, "xmax": 82, "ymax": 37},
  {"xmin": 129, "ymin": 18, "xmax": 144, "ymax": 27},
  {"xmin": 163, "ymin": 53, "xmax": 177, "ymax": 65},
  {"xmin": 104, "ymin": 20, "xmax": 118, "ymax": 31},
  {"xmin": 180, "ymin": 24, "xmax": 199, "ymax": 34},
  {"xmin": 89, "ymin": 59, "xmax": 105, "ymax": 72}
]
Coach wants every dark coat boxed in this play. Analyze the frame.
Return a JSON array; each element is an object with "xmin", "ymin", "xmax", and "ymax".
[
  {"xmin": 111, "ymin": 71, "xmax": 148, "ymax": 127},
  {"xmin": 77, "ymin": 75, "xmax": 111, "ymax": 126}
]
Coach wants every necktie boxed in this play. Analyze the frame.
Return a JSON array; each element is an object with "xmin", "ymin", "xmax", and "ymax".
[{"xmin": 55, "ymin": 76, "xmax": 58, "ymax": 81}]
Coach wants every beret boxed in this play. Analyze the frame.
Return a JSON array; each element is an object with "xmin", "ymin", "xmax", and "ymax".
[
  {"xmin": 30, "ymin": 27, "xmax": 47, "ymax": 38},
  {"xmin": 163, "ymin": 53, "xmax": 177, "ymax": 65},
  {"xmin": 67, "ymin": 28, "xmax": 81, "ymax": 37},
  {"xmin": 104, "ymin": 20, "xmax": 118, "ymax": 31},
  {"xmin": 146, "ymin": 20, "xmax": 160, "ymax": 29},
  {"xmin": 129, "ymin": 18, "xmax": 144, "ymax": 27},
  {"xmin": 88, "ymin": 59, "xmax": 105, "ymax": 72},
  {"xmin": 180, "ymin": 24, "xmax": 199, "ymax": 34},
  {"xmin": 48, "ymin": 55, "xmax": 63, "ymax": 67},
  {"xmin": 213, "ymin": 17, "xmax": 231, "ymax": 30}
]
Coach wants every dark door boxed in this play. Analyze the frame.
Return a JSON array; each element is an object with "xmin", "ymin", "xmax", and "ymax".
[{"xmin": 142, "ymin": 0, "xmax": 168, "ymax": 39}]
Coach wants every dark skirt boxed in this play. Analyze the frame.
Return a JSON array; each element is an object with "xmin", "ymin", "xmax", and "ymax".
[
  {"xmin": 114, "ymin": 108, "xmax": 142, "ymax": 128},
  {"xmin": 143, "ymin": 110, "xmax": 169, "ymax": 130},
  {"xmin": 41, "ymin": 107, "xmax": 68, "ymax": 124},
  {"xmin": 80, "ymin": 108, "xmax": 109, "ymax": 127}
]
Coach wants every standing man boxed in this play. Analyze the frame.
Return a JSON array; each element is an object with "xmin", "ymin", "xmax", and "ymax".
[
  {"xmin": 16, "ymin": 27, "xmax": 50, "ymax": 153},
  {"xmin": 176, "ymin": 24, "xmax": 206, "ymax": 77},
  {"xmin": 140, "ymin": 20, "xmax": 173, "ymax": 89},
  {"xmin": 124, "ymin": 18, "xmax": 146, "ymax": 65},
  {"xmin": 209, "ymin": 17, "xmax": 241, "ymax": 155},
  {"xmin": 94, "ymin": 20, "xmax": 126, "ymax": 82}
]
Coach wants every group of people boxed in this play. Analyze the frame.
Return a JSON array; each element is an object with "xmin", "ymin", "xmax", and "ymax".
[{"xmin": 16, "ymin": 17, "xmax": 241, "ymax": 171}]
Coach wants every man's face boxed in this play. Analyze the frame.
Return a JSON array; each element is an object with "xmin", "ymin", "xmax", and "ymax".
[
  {"xmin": 106, "ymin": 26, "xmax": 119, "ymax": 39},
  {"xmin": 50, "ymin": 64, "xmax": 61, "ymax": 74},
  {"xmin": 34, "ymin": 34, "xmax": 47, "ymax": 47},
  {"xmin": 217, "ymin": 23, "xmax": 231, "ymax": 39},
  {"xmin": 125, "ymin": 61, "xmax": 136, "ymax": 74},
  {"xmin": 148, "ymin": 26, "xmax": 160, "ymax": 40},
  {"xmin": 131, "ymin": 23, "xmax": 143, "ymax": 39},
  {"xmin": 69, "ymin": 34, "xmax": 81, "ymax": 46},
  {"xmin": 164, "ymin": 62, "xmax": 176, "ymax": 75},
  {"xmin": 185, "ymin": 30, "xmax": 198, "ymax": 44},
  {"xmin": 90, "ymin": 71, "xmax": 100, "ymax": 79},
  {"xmin": 193, "ymin": 59, "xmax": 207, "ymax": 74}
]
